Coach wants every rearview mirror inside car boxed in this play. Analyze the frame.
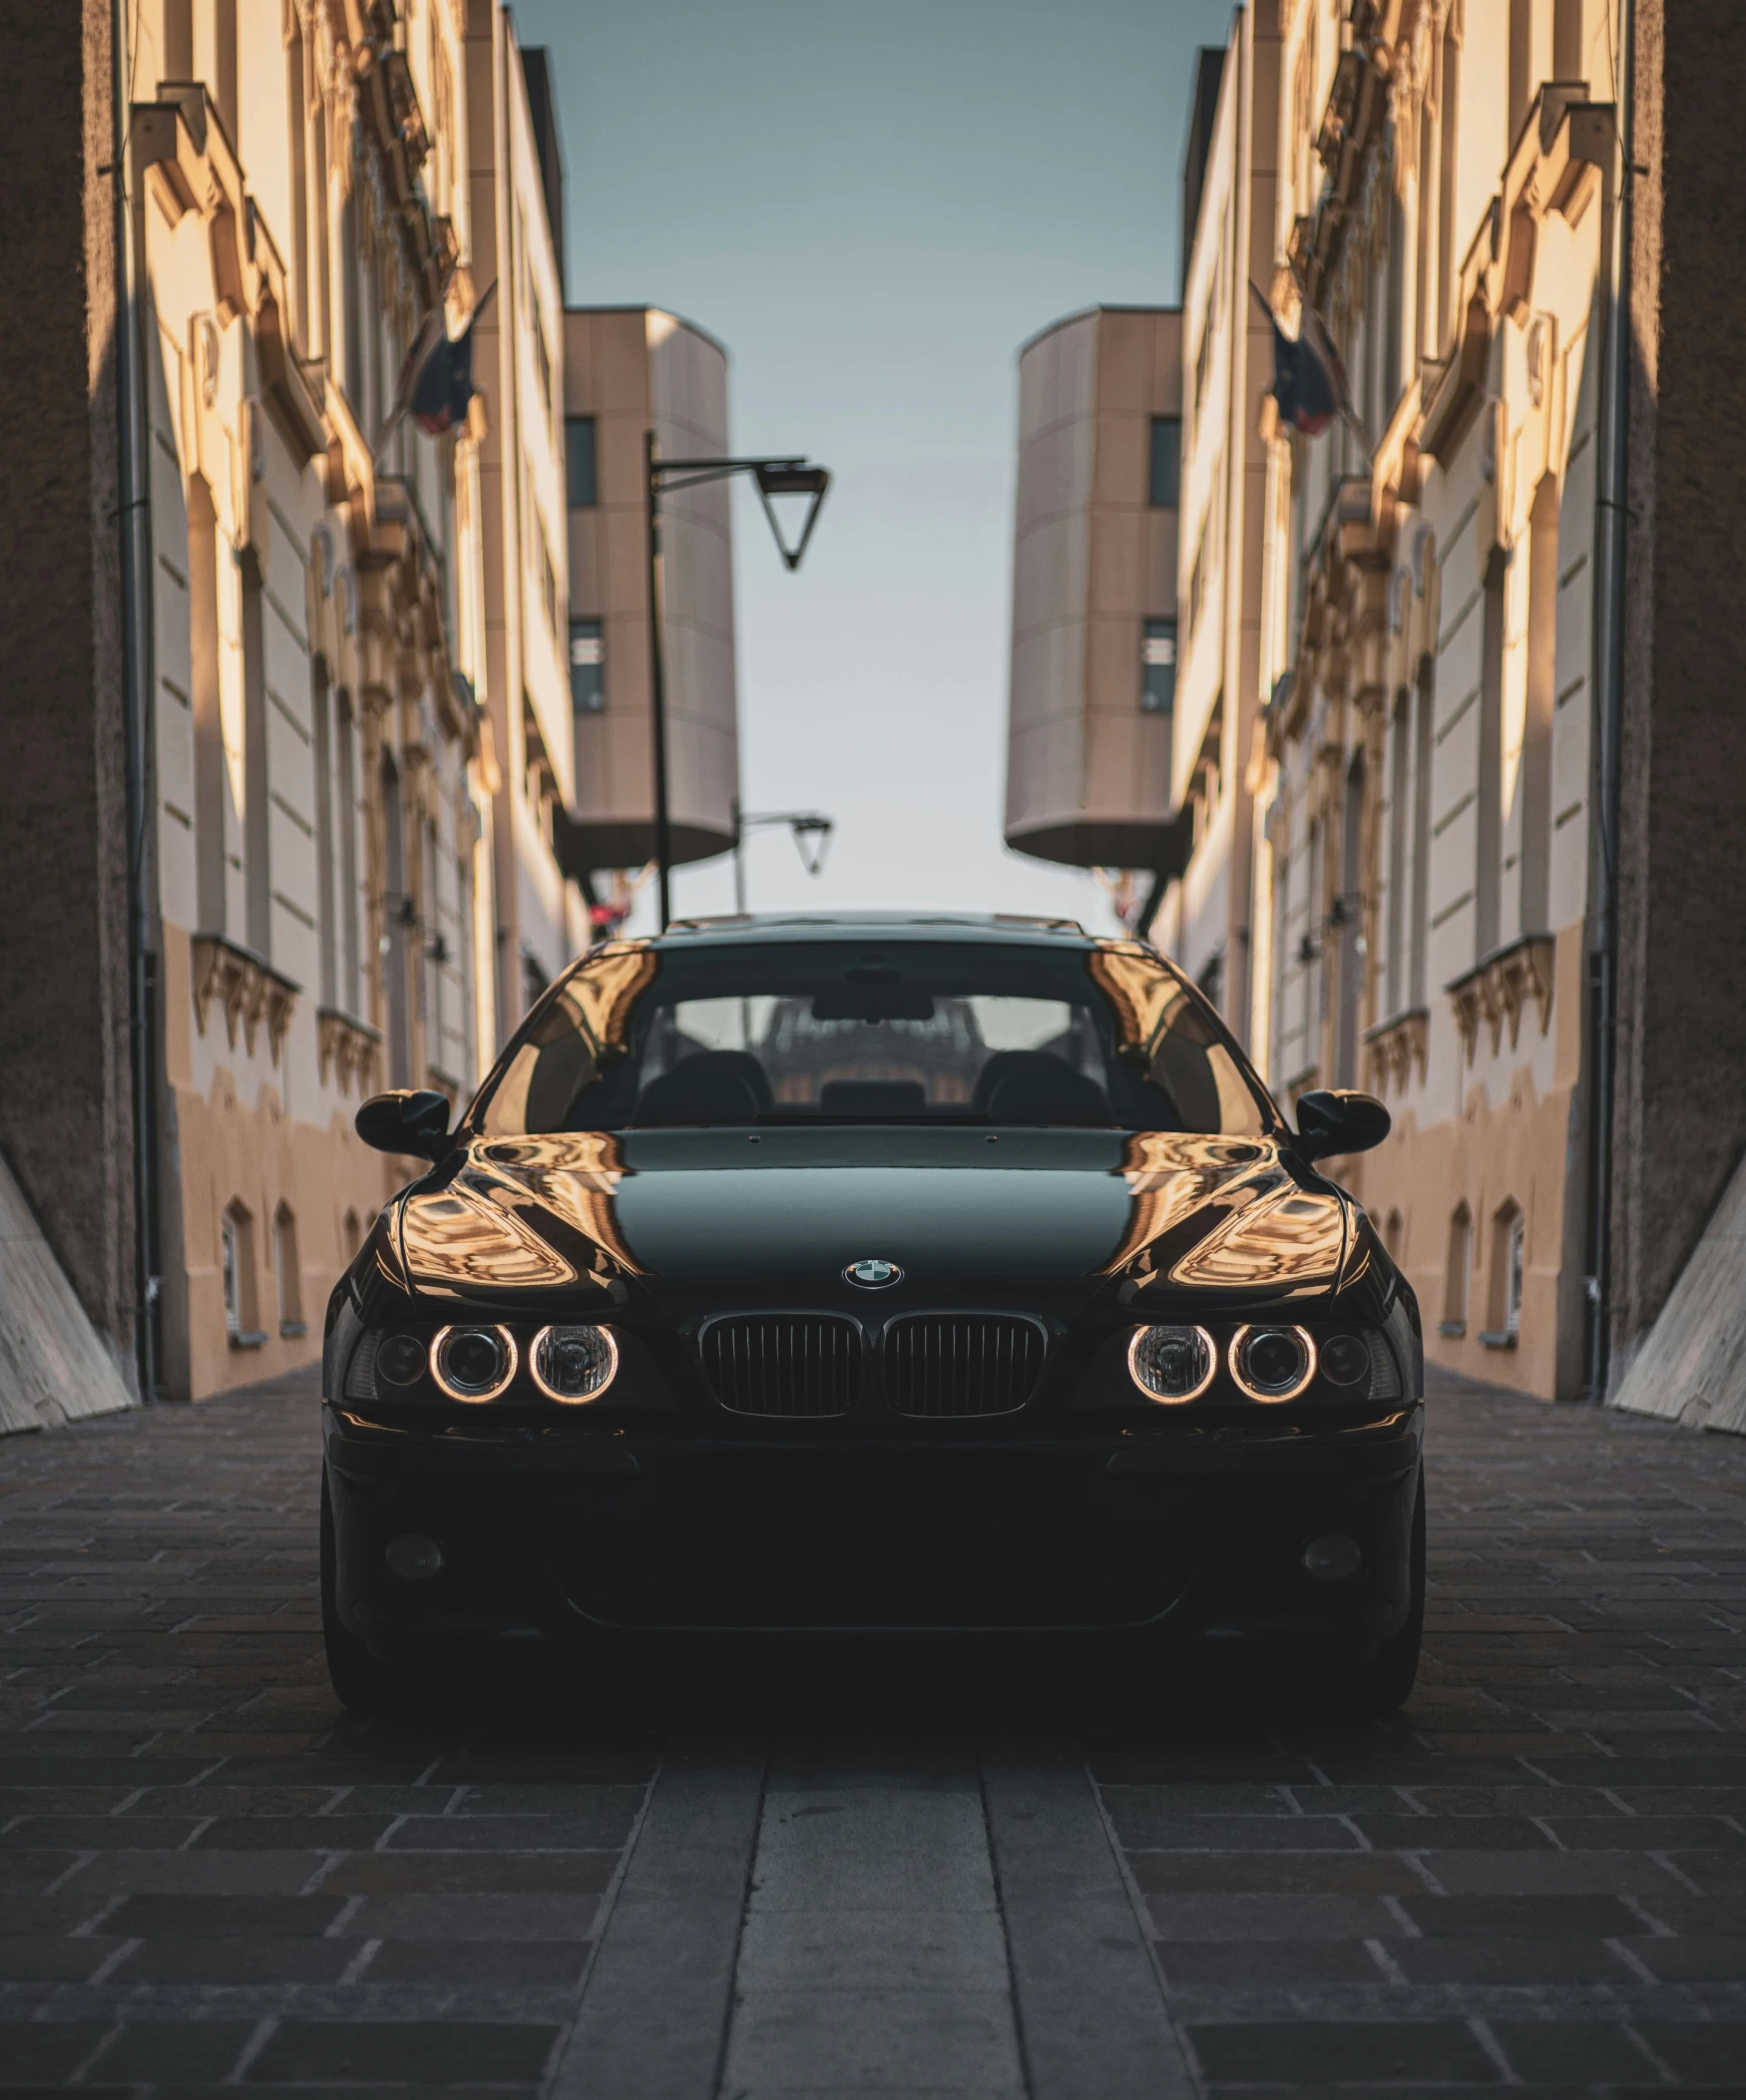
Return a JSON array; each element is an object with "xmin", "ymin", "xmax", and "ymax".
[
  {"xmin": 1293, "ymin": 1087, "xmax": 1391, "ymax": 1162},
  {"xmin": 355, "ymin": 1088, "xmax": 453, "ymax": 1161}
]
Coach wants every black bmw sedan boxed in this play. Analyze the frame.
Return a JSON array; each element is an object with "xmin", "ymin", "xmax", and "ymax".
[{"xmin": 322, "ymin": 913, "xmax": 1423, "ymax": 1712}]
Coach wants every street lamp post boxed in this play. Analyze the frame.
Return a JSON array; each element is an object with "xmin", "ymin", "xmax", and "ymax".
[{"xmin": 645, "ymin": 441, "xmax": 829, "ymax": 930}]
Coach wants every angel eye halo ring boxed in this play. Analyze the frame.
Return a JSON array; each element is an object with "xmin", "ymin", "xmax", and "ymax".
[
  {"xmin": 1127, "ymin": 1323, "xmax": 1216, "ymax": 1404},
  {"xmin": 430, "ymin": 1324, "xmax": 518, "ymax": 1403},
  {"xmin": 1229, "ymin": 1323, "xmax": 1317, "ymax": 1403},
  {"xmin": 531, "ymin": 1324, "xmax": 620, "ymax": 1403}
]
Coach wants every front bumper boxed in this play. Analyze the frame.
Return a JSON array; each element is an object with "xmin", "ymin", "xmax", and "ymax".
[{"xmin": 324, "ymin": 1409, "xmax": 1422, "ymax": 1657}]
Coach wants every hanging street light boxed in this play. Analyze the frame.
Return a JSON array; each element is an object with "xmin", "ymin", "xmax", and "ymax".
[
  {"xmin": 644, "ymin": 441, "xmax": 831, "ymax": 930},
  {"xmin": 732, "ymin": 807, "xmax": 835, "ymax": 915}
]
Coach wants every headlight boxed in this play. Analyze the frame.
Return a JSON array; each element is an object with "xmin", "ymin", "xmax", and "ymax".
[
  {"xmin": 531, "ymin": 1324, "xmax": 619, "ymax": 1402},
  {"xmin": 1230, "ymin": 1324, "xmax": 1316, "ymax": 1402},
  {"xmin": 1127, "ymin": 1324, "xmax": 1215, "ymax": 1403},
  {"xmin": 431, "ymin": 1324, "xmax": 517, "ymax": 1402}
]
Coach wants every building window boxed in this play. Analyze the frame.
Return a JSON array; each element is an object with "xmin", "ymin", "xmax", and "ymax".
[
  {"xmin": 1141, "ymin": 620, "xmax": 1176, "ymax": 718},
  {"xmin": 1149, "ymin": 417, "xmax": 1181, "ymax": 508},
  {"xmin": 566, "ymin": 416, "xmax": 597, "ymax": 509},
  {"xmin": 570, "ymin": 618, "xmax": 605, "ymax": 714},
  {"xmin": 222, "ymin": 1201, "xmax": 263, "ymax": 1348},
  {"xmin": 1386, "ymin": 1209, "xmax": 1405, "ymax": 1263},
  {"xmin": 1485, "ymin": 1201, "xmax": 1525, "ymax": 1347},
  {"xmin": 1442, "ymin": 1203, "xmax": 1471, "ymax": 1337},
  {"xmin": 342, "ymin": 1208, "xmax": 362, "ymax": 1262},
  {"xmin": 542, "ymin": 531, "xmax": 559, "ymax": 642},
  {"xmin": 274, "ymin": 1204, "xmax": 304, "ymax": 1338}
]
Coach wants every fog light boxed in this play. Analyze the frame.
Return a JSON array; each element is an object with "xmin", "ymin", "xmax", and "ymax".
[
  {"xmin": 384, "ymin": 1533, "xmax": 444, "ymax": 1581},
  {"xmin": 431, "ymin": 1324, "xmax": 517, "ymax": 1402},
  {"xmin": 1320, "ymin": 1333, "xmax": 1370, "ymax": 1387},
  {"xmin": 376, "ymin": 1333, "xmax": 428, "ymax": 1388},
  {"xmin": 531, "ymin": 1323, "xmax": 619, "ymax": 1402},
  {"xmin": 1302, "ymin": 1533, "xmax": 1363, "ymax": 1582},
  {"xmin": 1127, "ymin": 1323, "xmax": 1215, "ymax": 1403}
]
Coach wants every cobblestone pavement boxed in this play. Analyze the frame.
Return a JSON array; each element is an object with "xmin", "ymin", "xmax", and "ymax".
[{"xmin": 0, "ymin": 1366, "xmax": 1742, "ymax": 2095}]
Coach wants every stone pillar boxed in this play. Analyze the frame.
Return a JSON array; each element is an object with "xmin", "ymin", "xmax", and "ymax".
[
  {"xmin": 1610, "ymin": 0, "xmax": 1746, "ymax": 1368},
  {"xmin": 0, "ymin": 0, "xmax": 139, "ymax": 1382}
]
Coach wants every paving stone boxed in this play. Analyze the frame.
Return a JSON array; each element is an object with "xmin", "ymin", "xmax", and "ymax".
[
  {"xmin": 1411, "ymin": 1848, "xmax": 1694, "ymax": 1895},
  {"xmin": 1385, "ymin": 1935, "xmax": 1640, "ymax": 1984},
  {"xmin": 0, "ymin": 1816, "xmax": 206, "ymax": 1850},
  {"xmin": 1147, "ymin": 1893, "xmax": 1405, "ymax": 1940},
  {"xmin": 93, "ymin": 2020, "xmax": 258, "ymax": 2082},
  {"xmin": 320, "ymin": 1851, "xmax": 621, "ymax": 1896},
  {"xmin": 0, "ymin": 2025, "xmax": 115, "ymax": 2082},
  {"xmin": 1349, "ymin": 1815, "xmax": 1559, "ymax": 1851},
  {"xmin": 1130, "ymin": 1851, "xmax": 1425, "ymax": 1896},
  {"xmin": 380, "ymin": 1814, "xmax": 641, "ymax": 1851},
  {"xmin": 362, "ymin": 1938, "xmax": 594, "ymax": 1987},
  {"xmin": 225, "ymin": 2016, "xmax": 554, "ymax": 2086},
  {"xmin": 1616, "ymin": 1932, "xmax": 1746, "ymax": 1982},
  {"xmin": 1154, "ymin": 1938, "xmax": 1384, "ymax": 1986},
  {"xmin": 1633, "ymin": 2023, "xmax": 1746, "ymax": 2084},
  {"xmin": 1103, "ymin": 1813, "xmax": 1363, "ymax": 1852},
  {"xmin": 101, "ymin": 1892, "xmax": 348, "ymax": 1936},
  {"xmin": 0, "ymin": 1932, "xmax": 127, "ymax": 1981},
  {"xmin": 187, "ymin": 1817, "xmax": 397, "ymax": 1851},
  {"xmin": 108, "ymin": 1934, "xmax": 359, "ymax": 1984},
  {"xmin": 1186, "ymin": 2017, "xmax": 1501, "ymax": 2085},
  {"xmin": 341, "ymin": 1892, "xmax": 607, "ymax": 1940},
  {"xmin": 9, "ymin": 1336, "xmax": 1746, "ymax": 2093}
]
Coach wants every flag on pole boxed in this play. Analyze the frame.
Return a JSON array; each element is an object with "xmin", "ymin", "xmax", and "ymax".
[
  {"xmin": 380, "ymin": 281, "xmax": 496, "ymax": 451},
  {"xmin": 1252, "ymin": 282, "xmax": 1362, "ymax": 445}
]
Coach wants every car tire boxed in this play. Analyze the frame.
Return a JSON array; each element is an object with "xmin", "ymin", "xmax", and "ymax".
[
  {"xmin": 320, "ymin": 1470, "xmax": 419, "ymax": 1717},
  {"xmin": 1334, "ymin": 1464, "xmax": 1426, "ymax": 1716}
]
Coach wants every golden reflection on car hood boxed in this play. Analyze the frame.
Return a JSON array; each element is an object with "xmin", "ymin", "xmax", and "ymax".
[
  {"xmin": 398, "ymin": 1133, "xmax": 642, "ymax": 1292},
  {"xmin": 392, "ymin": 1128, "xmax": 1348, "ymax": 1300},
  {"xmin": 1110, "ymin": 1132, "xmax": 1347, "ymax": 1294}
]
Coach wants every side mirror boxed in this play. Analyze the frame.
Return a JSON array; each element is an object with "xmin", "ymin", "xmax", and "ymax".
[
  {"xmin": 1294, "ymin": 1087, "xmax": 1391, "ymax": 1163},
  {"xmin": 355, "ymin": 1088, "xmax": 453, "ymax": 1161}
]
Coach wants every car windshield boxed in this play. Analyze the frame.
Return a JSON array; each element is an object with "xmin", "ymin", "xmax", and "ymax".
[{"xmin": 473, "ymin": 938, "xmax": 1274, "ymax": 1136}]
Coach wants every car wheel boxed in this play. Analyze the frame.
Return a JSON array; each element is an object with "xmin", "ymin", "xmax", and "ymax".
[
  {"xmin": 320, "ymin": 1470, "xmax": 419, "ymax": 1717},
  {"xmin": 1332, "ymin": 1464, "xmax": 1426, "ymax": 1716}
]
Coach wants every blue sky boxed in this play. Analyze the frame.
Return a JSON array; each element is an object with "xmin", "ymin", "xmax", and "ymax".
[{"xmin": 513, "ymin": 0, "xmax": 1236, "ymax": 935}]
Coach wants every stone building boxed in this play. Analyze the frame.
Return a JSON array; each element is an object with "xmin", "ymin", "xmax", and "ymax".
[
  {"xmin": 1247, "ymin": 0, "xmax": 1619, "ymax": 1402},
  {"xmin": 1146, "ymin": 21, "xmax": 1281, "ymax": 1046},
  {"xmin": 1005, "ymin": 0, "xmax": 1746, "ymax": 1412},
  {"xmin": 1, "ymin": 1, "xmax": 576, "ymax": 1405},
  {"xmin": 464, "ymin": 18, "xmax": 584, "ymax": 1031},
  {"xmin": 132, "ymin": 0, "xmax": 505, "ymax": 1400},
  {"xmin": 1, "ymin": 1, "xmax": 756, "ymax": 1414}
]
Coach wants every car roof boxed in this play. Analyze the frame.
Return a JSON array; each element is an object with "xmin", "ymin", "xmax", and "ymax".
[{"xmin": 655, "ymin": 911, "xmax": 1096, "ymax": 949}]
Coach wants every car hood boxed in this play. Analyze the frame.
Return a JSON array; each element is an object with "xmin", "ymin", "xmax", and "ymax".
[{"xmin": 395, "ymin": 1127, "xmax": 1350, "ymax": 1307}]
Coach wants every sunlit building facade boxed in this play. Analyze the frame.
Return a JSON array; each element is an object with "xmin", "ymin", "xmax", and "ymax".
[
  {"xmin": 1005, "ymin": 0, "xmax": 1632, "ymax": 1404},
  {"xmin": 1241, "ymin": 0, "xmax": 1618, "ymax": 1402},
  {"xmin": 57, "ymin": 0, "xmax": 579, "ymax": 1402}
]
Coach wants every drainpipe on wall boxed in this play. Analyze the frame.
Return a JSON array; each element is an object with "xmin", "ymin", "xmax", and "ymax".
[
  {"xmin": 1582, "ymin": 0, "xmax": 1634, "ymax": 1404},
  {"xmin": 113, "ymin": 0, "xmax": 162, "ymax": 1401}
]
